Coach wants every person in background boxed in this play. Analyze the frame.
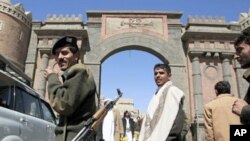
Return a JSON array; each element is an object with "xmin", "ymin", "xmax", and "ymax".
[
  {"xmin": 44, "ymin": 36, "xmax": 98, "ymax": 141},
  {"xmin": 204, "ymin": 81, "xmax": 241, "ymax": 141},
  {"xmin": 134, "ymin": 116, "xmax": 143, "ymax": 141},
  {"xmin": 101, "ymin": 99, "xmax": 124, "ymax": 141},
  {"xmin": 139, "ymin": 63, "xmax": 186, "ymax": 141},
  {"xmin": 122, "ymin": 111, "xmax": 135, "ymax": 141},
  {"xmin": 232, "ymin": 32, "xmax": 250, "ymax": 124}
]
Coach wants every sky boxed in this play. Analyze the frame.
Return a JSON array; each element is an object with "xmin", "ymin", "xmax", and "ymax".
[{"xmin": 10, "ymin": 0, "xmax": 250, "ymax": 113}]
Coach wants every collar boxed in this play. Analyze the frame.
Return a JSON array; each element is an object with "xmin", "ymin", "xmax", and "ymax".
[
  {"xmin": 243, "ymin": 68, "xmax": 250, "ymax": 83},
  {"xmin": 155, "ymin": 81, "xmax": 172, "ymax": 95},
  {"xmin": 216, "ymin": 93, "xmax": 233, "ymax": 98}
]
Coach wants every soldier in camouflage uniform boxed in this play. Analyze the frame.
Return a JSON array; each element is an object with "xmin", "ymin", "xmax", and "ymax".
[{"xmin": 44, "ymin": 36, "xmax": 97, "ymax": 141}]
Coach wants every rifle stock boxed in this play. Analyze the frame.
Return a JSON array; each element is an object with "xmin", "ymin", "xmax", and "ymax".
[
  {"xmin": 71, "ymin": 89, "xmax": 122, "ymax": 141},
  {"xmin": 91, "ymin": 110, "xmax": 107, "ymax": 131}
]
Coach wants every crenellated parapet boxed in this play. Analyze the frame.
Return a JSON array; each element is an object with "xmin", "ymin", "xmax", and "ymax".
[
  {"xmin": 183, "ymin": 15, "xmax": 241, "ymax": 42},
  {"xmin": 0, "ymin": 1, "xmax": 32, "ymax": 27},
  {"xmin": 188, "ymin": 16, "xmax": 226, "ymax": 24},
  {"xmin": 239, "ymin": 12, "xmax": 250, "ymax": 32},
  {"xmin": 45, "ymin": 14, "xmax": 83, "ymax": 23}
]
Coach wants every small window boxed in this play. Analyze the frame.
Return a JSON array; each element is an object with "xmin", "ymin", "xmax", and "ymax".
[
  {"xmin": 41, "ymin": 101, "xmax": 56, "ymax": 124},
  {"xmin": 19, "ymin": 31, "xmax": 23, "ymax": 41},
  {"xmin": 0, "ymin": 21, "xmax": 3, "ymax": 30}
]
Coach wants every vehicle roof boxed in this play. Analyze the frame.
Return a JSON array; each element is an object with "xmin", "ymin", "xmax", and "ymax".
[
  {"xmin": 0, "ymin": 54, "xmax": 32, "ymax": 86},
  {"xmin": 0, "ymin": 69, "xmax": 44, "ymax": 101}
]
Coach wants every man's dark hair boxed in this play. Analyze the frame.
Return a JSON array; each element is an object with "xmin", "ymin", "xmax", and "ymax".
[
  {"xmin": 234, "ymin": 32, "xmax": 250, "ymax": 47},
  {"xmin": 154, "ymin": 63, "xmax": 171, "ymax": 74},
  {"xmin": 123, "ymin": 110, "xmax": 130, "ymax": 118},
  {"xmin": 214, "ymin": 81, "xmax": 231, "ymax": 94}
]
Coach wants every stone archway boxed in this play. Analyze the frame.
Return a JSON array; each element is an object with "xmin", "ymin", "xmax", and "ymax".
[
  {"xmin": 83, "ymin": 27, "xmax": 191, "ymax": 138},
  {"xmin": 84, "ymin": 32, "xmax": 189, "ymax": 115},
  {"xmin": 84, "ymin": 11, "xmax": 187, "ymax": 96},
  {"xmin": 85, "ymin": 33, "xmax": 186, "ymax": 83}
]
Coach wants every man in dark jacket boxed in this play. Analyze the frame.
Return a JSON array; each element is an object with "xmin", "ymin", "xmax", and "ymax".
[
  {"xmin": 233, "ymin": 32, "xmax": 250, "ymax": 124},
  {"xmin": 44, "ymin": 36, "xmax": 97, "ymax": 141},
  {"xmin": 122, "ymin": 111, "xmax": 135, "ymax": 141}
]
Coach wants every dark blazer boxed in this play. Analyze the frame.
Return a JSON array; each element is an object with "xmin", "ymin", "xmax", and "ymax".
[
  {"xmin": 241, "ymin": 68, "xmax": 250, "ymax": 124},
  {"xmin": 122, "ymin": 117, "xmax": 135, "ymax": 138},
  {"xmin": 166, "ymin": 99, "xmax": 185, "ymax": 141}
]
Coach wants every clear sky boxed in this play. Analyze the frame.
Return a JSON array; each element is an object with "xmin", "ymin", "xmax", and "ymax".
[{"xmin": 11, "ymin": 0, "xmax": 250, "ymax": 113}]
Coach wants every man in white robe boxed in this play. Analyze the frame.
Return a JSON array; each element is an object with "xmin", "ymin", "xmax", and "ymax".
[
  {"xmin": 102, "ymin": 108, "xmax": 115, "ymax": 141},
  {"xmin": 139, "ymin": 63, "xmax": 186, "ymax": 141},
  {"xmin": 102, "ymin": 99, "xmax": 124, "ymax": 141}
]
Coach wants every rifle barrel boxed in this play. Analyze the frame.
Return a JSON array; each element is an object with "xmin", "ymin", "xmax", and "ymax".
[{"xmin": 71, "ymin": 88, "xmax": 123, "ymax": 141}]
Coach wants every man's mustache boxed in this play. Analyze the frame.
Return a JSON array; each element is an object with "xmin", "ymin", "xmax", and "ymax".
[{"xmin": 58, "ymin": 58, "xmax": 66, "ymax": 63}]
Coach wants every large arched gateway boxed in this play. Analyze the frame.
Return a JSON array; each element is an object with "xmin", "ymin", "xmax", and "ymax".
[{"xmin": 84, "ymin": 11, "xmax": 187, "ymax": 93}]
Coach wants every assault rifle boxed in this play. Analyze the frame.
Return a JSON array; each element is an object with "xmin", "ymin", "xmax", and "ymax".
[{"xmin": 72, "ymin": 89, "xmax": 123, "ymax": 141}]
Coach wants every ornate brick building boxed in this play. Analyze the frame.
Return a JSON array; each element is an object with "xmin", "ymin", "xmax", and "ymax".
[
  {"xmin": 1, "ymin": 0, "xmax": 250, "ymax": 140},
  {"xmin": 0, "ymin": 0, "xmax": 31, "ymax": 71}
]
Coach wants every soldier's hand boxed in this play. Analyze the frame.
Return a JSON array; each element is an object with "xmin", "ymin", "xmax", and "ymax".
[
  {"xmin": 232, "ymin": 99, "xmax": 248, "ymax": 115},
  {"xmin": 44, "ymin": 66, "xmax": 58, "ymax": 78}
]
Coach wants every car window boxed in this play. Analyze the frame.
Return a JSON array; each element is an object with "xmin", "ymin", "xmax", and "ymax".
[
  {"xmin": 14, "ymin": 87, "xmax": 25, "ymax": 113},
  {"xmin": 0, "ymin": 86, "xmax": 13, "ymax": 108},
  {"xmin": 20, "ymin": 88, "xmax": 41, "ymax": 118},
  {"xmin": 41, "ymin": 101, "xmax": 56, "ymax": 124}
]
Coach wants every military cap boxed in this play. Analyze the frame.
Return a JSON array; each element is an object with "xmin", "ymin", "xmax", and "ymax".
[{"xmin": 52, "ymin": 36, "xmax": 79, "ymax": 55}]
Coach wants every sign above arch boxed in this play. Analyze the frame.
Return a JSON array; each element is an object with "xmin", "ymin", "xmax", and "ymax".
[{"xmin": 101, "ymin": 14, "xmax": 168, "ymax": 41}]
